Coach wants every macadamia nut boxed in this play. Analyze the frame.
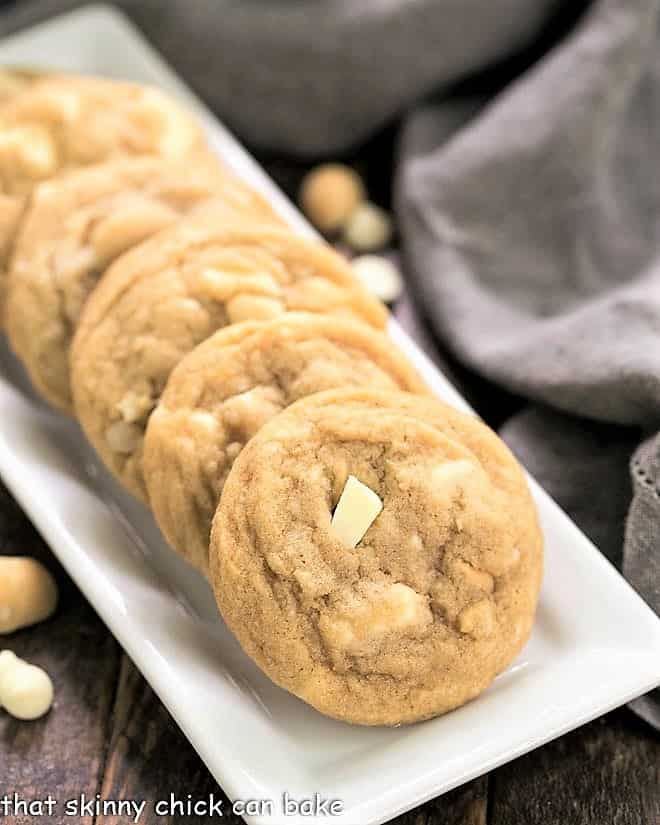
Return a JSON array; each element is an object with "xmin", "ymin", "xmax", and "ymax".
[
  {"xmin": 299, "ymin": 164, "xmax": 366, "ymax": 233},
  {"xmin": 0, "ymin": 557, "xmax": 58, "ymax": 634},
  {"xmin": 343, "ymin": 202, "xmax": 393, "ymax": 252}
]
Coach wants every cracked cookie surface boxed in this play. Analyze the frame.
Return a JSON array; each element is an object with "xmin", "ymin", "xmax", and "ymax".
[
  {"xmin": 6, "ymin": 155, "xmax": 274, "ymax": 412},
  {"xmin": 0, "ymin": 74, "xmax": 206, "ymax": 320},
  {"xmin": 210, "ymin": 388, "xmax": 543, "ymax": 726},
  {"xmin": 70, "ymin": 218, "xmax": 387, "ymax": 501},
  {"xmin": 144, "ymin": 313, "xmax": 428, "ymax": 574}
]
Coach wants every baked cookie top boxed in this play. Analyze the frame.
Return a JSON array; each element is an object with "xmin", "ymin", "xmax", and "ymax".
[
  {"xmin": 144, "ymin": 313, "xmax": 428, "ymax": 574},
  {"xmin": 0, "ymin": 74, "xmax": 205, "ymax": 318},
  {"xmin": 0, "ymin": 75, "xmax": 204, "ymax": 196},
  {"xmin": 70, "ymin": 218, "xmax": 387, "ymax": 501},
  {"xmin": 0, "ymin": 68, "xmax": 44, "ymax": 105},
  {"xmin": 7, "ymin": 155, "xmax": 275, "ymax": 413},
  {"xmin": 210, "ymin": 389, "xmax": 543, "ymax": 726}
]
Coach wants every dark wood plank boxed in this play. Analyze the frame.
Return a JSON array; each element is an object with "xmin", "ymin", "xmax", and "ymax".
[
  {"xmin": 489, "ymin": 708, "xmax": 660, "ymax": 825},
  {"xmin": 98, "ymin": 654, "xmax": 242, "ymax": 825},
  {"xmin": 0, "ymin": 480, "xmax": 121, "ymax": 825},
  {"xmin": 392, "ymin": 777, "xmax": 488, "ymax": 825}
]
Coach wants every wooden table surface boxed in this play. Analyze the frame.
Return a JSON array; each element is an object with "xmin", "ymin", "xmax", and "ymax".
[{"xmin": 1, "ymin": 156, "xmax": 659, "ymax": 825}]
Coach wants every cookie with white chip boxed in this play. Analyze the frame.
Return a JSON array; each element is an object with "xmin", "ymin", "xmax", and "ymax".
[
  {"xmin": 210, "ymin": 388, "xmax": 543, "ymax": 726},
  {"xmin": 70, "ymin": 217, "xmax": 387, "ymax": 502},
  {"xmin": 144, "ymin": 313, "xmax": 428, "ymax": 574},
  {"xmin": 0, "ymin": 74, "xmax": 206, "ymax": 321},
  {"xmin": 6, "ymin": 155, "xmax": 275, "ymax": 412}
]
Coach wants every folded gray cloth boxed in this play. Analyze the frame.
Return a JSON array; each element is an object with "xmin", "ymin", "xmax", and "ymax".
[
  {"xmin": 396, "ymin": 0, "xmax": 660, "ymax": 725},
  {"xmin": 2, "ymin": 0, "xmax": 658, "ymax": 725}
]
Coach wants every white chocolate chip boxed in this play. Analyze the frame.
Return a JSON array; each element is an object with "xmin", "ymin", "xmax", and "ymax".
[
  {"xmin": 199, "ymin": 268, "xmax": 280, "ymax": 301},
  {"xmin": 90, "ymin": 200, "xmax": 177, "ymax": 263},
  {"xmin": 105, "ymin": 420, "xmax": 142, "ymax": 454},
  {"xmin": 18, "ymin": 134, "xmax": 57, "ymax": 177},
  {"xmin": 222, "ymin": 387, "xmax": 283, "ymax": 440},
  {"xmin": 454, "ymin": 560, "xmax": 495, "ymax": 594},
  {"xmin": 54, "ymin": 245, "xmax": 99, "ymax": 283},
  {"xmin": 200, "ymin": 268, "xmax": 240, "ymax": 299},
  {"xmin": 0, "ymin": 126, "xmax": 57, "ymax": 179},
  {"xmin": 0, "ymin": 650, "xmax": 54, "ymax": 721},
  {"xmin": 343, "ymin": 202, "xmax": 393, "ymax": 252},
  {"xmin": 225, "ymin": 441, "xmax": 242, "ymax": 460},
  {"xmin": 431, "ymin": 459, "xmax": 476, "ymax": 487},
  {"xmin": 484, "ymin": 544, "xmax": 521, "ymax": 577},
  {"xmin": 141, "ymin": 89, "xmax": 199, "ymax": 157},
  {"xmin": 351, "ymin": 254, "xmax": 403, "ymax": 304},
  {"xmin": 189, "ymin": 411, "xmax": 219, "ymax": 432},
  {"xmin": 115, "ymin": 390, "xmax": 154, "ymax": 425},
  {"xmin": 226, "ymin": 294, "xmax": 284, "ymax": 323},
  {"xmin": 458, "ymin": 600, "xmax": 496, "ymax": 638},
  {"xmin": 320, "ymin": 582, "xmax": 432, "ymax": 654},
  {"xmin": 331, "ymin": 475, "xmax": 383, "ymax": 549},
  {"xmin": 265, "ymin": 552, "xmax": 287, "ymax": 576},
  {"xmin": 40, "ymin": 88, "xmax": 81, "ymax": 122}
]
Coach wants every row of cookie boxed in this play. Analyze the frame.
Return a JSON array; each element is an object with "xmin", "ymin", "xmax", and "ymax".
[
  {"xmin": 64, "ymin": 246, "xmax": 542, "ymax": 727},
  {"xmin": 2, "ymin": 73, "xmax": 543, "ymax": 726},
  {"xmin": 0, "ymin": 73, "xmax": 398, "ymax": 526},
  {"xmin": 0, "ymin": 73, "xmax": 417, "ymax": 565}
]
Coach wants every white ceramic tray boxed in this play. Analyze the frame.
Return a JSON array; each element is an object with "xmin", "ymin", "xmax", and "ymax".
[{"xmin": 0, "ymin": 6, "xmax": 659, "ymax": 825}]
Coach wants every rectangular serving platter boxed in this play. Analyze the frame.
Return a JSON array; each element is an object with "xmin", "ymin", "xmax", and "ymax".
[{"xmin": 0, "ymin": 6, "xmax": 659, "ymax": 825}]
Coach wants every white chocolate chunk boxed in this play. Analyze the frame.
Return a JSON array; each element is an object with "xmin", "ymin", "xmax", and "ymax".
[
  {"xmin": 189, "ymin": 411, "xmax": 219, "ymax": 433},
  {"xmin": 454, "ymin": 559, "xmax": 494, "ymax": 594},
  {"xmin": 458, "ymin": 599, "xmax": 496, "ymax": 638},
  {"xmin": 430, "ymin": 459, "xmax": 476, "ymax": 490},
  {"xmin": 0, "ymin": 650, "xmax": 54, "ymax": 720},
  {"xmin": 222, "ymin": 387, "xmax": 283, "ymax": 439},
  {"xmin": 142, "ymin": 89, "xmax": 199, "ymax": 157},
  {"xmin": 226, "ymin": 294, "xmax": 284, "ymax": 323},
  {"xmin": 0, "ymin": 126, "xmax": 57, "ymax": 179},
  {"xmin": 40, "ymin": 88, "xmax": 81, "ymax": 121},
  {"xmin": 54, "ymin": 245, "xmax": 98, "ymax": 284},
  {"xmin": 351, "ymin": 254, "xmax": 403, "ymax": 304},
  {"xmin": 105, "ymin": 420, "xmax": 142, "ymax": 454},
  {"xmin": 115, "ymin": 390, "xmax": 153, "ymax": 424},
  {"xmin": 320, "ymin": 582, "xmax": 432, "ymax": 654},
  {"xmin": 331, "ymin": 475, "xmax": 383, "ymax": 549},
  {"xmin": 90, "ymin": 200, "xmax": 177, "ymax": 263}
]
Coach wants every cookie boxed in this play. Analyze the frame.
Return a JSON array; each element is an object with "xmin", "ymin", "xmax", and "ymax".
[
  {"xmin": 144, "ymin": 313, "xmax": 428, "ymax": 573},
  {"xmin": 70, "ymin": 218, "xmax": 387, "ymax": 502},
  {"xmin": 0, "ymin": 68, "xmax": 44, "ymax": 105},
  {"xmin": 0, "ymin": 74, "xmax": 206, "ymax": 320},
  {"xmin": 210, "ymin": 388, "xmax": 543, "ymax": 726},
  {"xmin": 6, "ymin": 155, "xmax": 275, "ymax": 412}
]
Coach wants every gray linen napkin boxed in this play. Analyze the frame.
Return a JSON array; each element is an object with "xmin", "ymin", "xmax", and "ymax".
[
  {"xmin": 396, "ymin": 0, "xmax": 660, "ymax": 724},
  {"xmin": 1, "ymin": 0, "xmax": 658, "ymax": 725}
]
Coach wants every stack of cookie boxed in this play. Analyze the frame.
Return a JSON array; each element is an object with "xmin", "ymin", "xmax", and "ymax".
[{"xmin": 2, "ymin": 72, "xmax": 543, "ymax": 726}]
